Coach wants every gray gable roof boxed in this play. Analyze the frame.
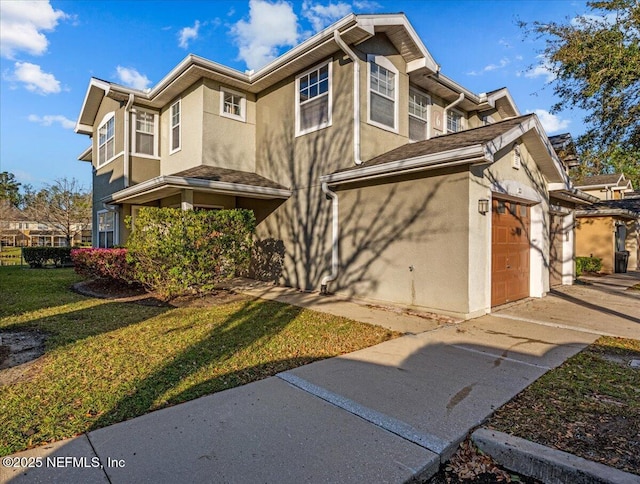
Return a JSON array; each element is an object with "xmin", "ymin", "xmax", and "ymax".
[
  {"xmin": 334, "ymin": 114, "xmax": 536, "ymax": 174},
  {"xmin": 573, "ymin": 174, "xmax": 624, "ymax": 187},
  {"xmin": 173, "ymin": 166, "xmax": 288, "ymax": 191}
]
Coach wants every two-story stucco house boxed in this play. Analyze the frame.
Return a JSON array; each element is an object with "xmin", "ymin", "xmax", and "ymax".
[{"xmin": 76, "ymin": 13, "xmax": 590, "ymax": 319}]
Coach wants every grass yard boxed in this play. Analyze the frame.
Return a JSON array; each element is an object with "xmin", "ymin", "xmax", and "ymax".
[
  {"xmin": 488, "ymin": 337, "xmax": 640, "ymax": 475},
  {"xmin": 0, "ymin": 266, "xmax": 398, "ymax": 455}
]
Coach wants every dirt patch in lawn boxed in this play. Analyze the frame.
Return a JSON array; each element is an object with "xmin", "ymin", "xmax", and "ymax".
[
  {"xmin": 0, "ymin": 330, "xmax": 48, "ymax": 386},
  {"xmin": 74, "ymin": 278, "xmax": 249, "ymax": 308},
  {"xmin": 487, "ymin": 337, "xmax": 640, "ymax": 476}
]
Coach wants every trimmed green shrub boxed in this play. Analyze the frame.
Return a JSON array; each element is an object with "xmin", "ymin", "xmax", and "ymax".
[
  {"xmin": 22, "ymin": 247, "xmax": 72, "ymax": 268},
  {"xmin": 575, "ymin": 256, "xmax": 602, "ymax": 276},
  {"xmin": 126, "ymin": 208, "xmax": 255, "ymax": 298},
  {"xmin": 71, "ymin": 248, "xmax": 134, "ymax": 283}
]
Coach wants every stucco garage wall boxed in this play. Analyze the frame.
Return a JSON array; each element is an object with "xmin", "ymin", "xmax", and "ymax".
[
  {"xmin": 575, "ymin": 216, "xmax": 613, "ymax": 272},
  {"xmin": 334, "ymin": 168, "xmax": 471, "ymax": 317}
]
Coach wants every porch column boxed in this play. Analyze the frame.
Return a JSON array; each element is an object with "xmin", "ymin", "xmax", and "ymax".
[{"xmin": 181, "ymin": 189, "xmax": 194, "ymax": 211}]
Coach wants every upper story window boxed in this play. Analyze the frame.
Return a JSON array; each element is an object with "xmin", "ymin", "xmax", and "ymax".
[
  {"xmin": 447, "ymin": 110, "xmax": 464, "ymax": 134},
  {"xmin": 296, "ymin": 61, "xmax": 331, "ymax": 136},
  {"xmin": 368, "ymin": 55, "xmax": 398, "ymax": 131},
  {"xmin": 220, "ymin": 88, "xmax": 246, "ymax": 122},
  {"xmin": 408, "ymin": 88, "xmax": 430, "ymax": 141},
  {"xmin": 98, "ymin": 113, "xmax": 115, "ymax": 167},
  {"xmin": 133, "ymin": 109, "xmax": 158, "ymax": 157},
  {"xmin": 170, "ymin": 100, "xmax": 181, "ymax": 153}
]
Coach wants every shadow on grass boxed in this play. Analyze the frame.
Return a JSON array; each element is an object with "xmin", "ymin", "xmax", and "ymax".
[{"xmin": 89, "ymin": 297, "xmax": 305, "ymax": 429}]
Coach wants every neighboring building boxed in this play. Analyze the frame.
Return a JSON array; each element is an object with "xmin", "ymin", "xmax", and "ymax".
[
  {"xmin": 76, "ymin": 13, "xmax": 589, "ymax": 318},
  {"xmin": 574, "ymin": 173, "xmax": 635, "ymax": 201},
  {"xmin": 574, "ymin": 174, "xmax": 639, "ymax": 273}
]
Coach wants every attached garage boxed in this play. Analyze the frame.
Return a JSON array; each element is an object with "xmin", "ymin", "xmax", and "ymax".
[{"xmin": 491, "ymin": 199, "xmax": 531, "ymax": 306}]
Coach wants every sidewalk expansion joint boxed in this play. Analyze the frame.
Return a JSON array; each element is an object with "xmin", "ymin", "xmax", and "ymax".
[
  {"xmin": 449, "ymin": 345, "xmax": 552, "ymax": 370},
  {"xmin": 277, "ymin": 371, "xmax": 449, "ymax": 455},
  {"xmin": 491, "ymin": 313, "xmax": 620, "ymax": 337}
]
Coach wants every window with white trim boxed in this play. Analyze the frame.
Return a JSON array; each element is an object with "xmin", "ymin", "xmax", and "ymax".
[
  {"xmin": 133, "ymin": 110, "xmax": 158, "ymax": 156},
  {"xmin": 296, "ymin": 61, "xmax": 331, "ymax": 135},
  {"xmin": 170, "ymin": 100, "xmax": 181, "ymax": 153},
  {"xmin": 408, "ymin": 88, "xmax": 430, "ymax": 141},
  {"xmin": 368, "ymin": 56, "xmax": 398, "ymax": 131},
  {"xmin": 98, "ymin": 114, "xmax": 115, "ymax": 166},
  {"xmin": 220, "ymin": 88, "xmax": 246, "ymax": 122},
  {"xmin": 97, "ymin": 211, "xmax": 116, "ymax": 248},
  {"xmin": 447, "ymin": 110, "xmax": 463, "ymax": 133}
]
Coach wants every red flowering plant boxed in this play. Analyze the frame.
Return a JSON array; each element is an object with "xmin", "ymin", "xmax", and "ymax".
[{"xmin": 71, "ymin": 248, "xmax": 135, "ymax": 284}]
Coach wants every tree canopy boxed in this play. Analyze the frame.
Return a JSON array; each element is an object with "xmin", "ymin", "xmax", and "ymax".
[
  {"xmin": 0, "ymin": 172, "xmax": 21, "ymax": 207},
  {"xmin": 524, "ymin": 0, "xmax": 640, "ymax": 187}
]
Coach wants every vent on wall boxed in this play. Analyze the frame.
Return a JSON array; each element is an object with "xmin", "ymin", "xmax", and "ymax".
[{"xmin": 512, "ymin": 144, "xmax": 521, "ymax": 170}]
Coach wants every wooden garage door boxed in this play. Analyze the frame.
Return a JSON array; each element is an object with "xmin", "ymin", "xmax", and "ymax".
[{"xmin": 492, "ymin": 199, "xmax": 530, "ymax": 306}]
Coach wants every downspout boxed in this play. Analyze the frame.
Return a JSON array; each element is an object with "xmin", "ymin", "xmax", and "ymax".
[
  {"xmin": 442, "ymin": 92, "xmax": 464, "ymax": 134},
  {"xmin": 333, "ymin": 30, "xmax": 362, "ymax": 165},
  {"xmin": 123, "ymin": 93, "xmax": 134, "ymax": 188},
  {"xmin": 320, "ymin": 182, "xmax": 339, "ymax": 294}
]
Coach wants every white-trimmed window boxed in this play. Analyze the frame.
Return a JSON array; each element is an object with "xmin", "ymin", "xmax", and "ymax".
[
  {"xmin": 447, "ymin": 109, "xmax": 464, "ymax": 133},
  {"xmin": 133, "ymin": 109, "xmax": 158, "ymax": 157},
  {"xmin": 296, "ymin": 61, "xmax": 331, "ymax": 135},
  {"xmin": 408, "ymin": 88, "xmax": 430, "ymax": 141},
  {"xmin": 220, "ymin": 88, "xmax": 246, "ymax": 122},
  {"xmin": 368, "ymin": 55, "xmax": 398, "ymax": 131},
  {"xmin": 98, "ymin": 113, "xmax": 115, "ymax": 167},
  {"xmin": 170, "ymin": 100, "xmax": 181, "ymax": 153},
  {"xmin": 97, "ymin": 210, "xmax": 117, "ymax": 248}
]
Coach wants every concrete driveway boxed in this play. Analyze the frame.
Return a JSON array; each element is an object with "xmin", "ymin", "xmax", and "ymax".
[{"xmin": 2, "ymin": 275, "xmax": 638, "ymax": 483}]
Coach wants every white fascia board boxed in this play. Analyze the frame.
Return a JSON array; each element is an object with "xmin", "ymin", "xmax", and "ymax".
[
  {"xmin": 251, "ymin": 14, "xmax": 357, "ymax": 81},
  {"xmin": 74, "ymin": 123, "xmax": 94, "ymax": 135},
  {"xmin": 75, "ymin": 78, "xmax": 110, "ymax": 133},
  {"xmin": 105, "ymin": 176, "xmax": 291, "ymax": 203},
  {"xmin": 576, "ymin": 208, "xmax": 639, "ymax": 219},
  {"xmin": 320, "ymin": 144, "xmax": 488, "ymax": 184},
  {"xmin": 77, "ymin": 145, "xmax": 92, "ymax": 161},
  {"xmin": 434, "ymin": 73, "xmax": 481, "ymax": 104},
  {"xmin": 485, "ymin": 88, "xmax": 521, "ymax": 116}
]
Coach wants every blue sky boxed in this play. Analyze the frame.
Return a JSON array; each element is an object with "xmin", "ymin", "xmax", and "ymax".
[{"xmin": 0, "ymin": 0, "xmax": 592, "ymax": 190}]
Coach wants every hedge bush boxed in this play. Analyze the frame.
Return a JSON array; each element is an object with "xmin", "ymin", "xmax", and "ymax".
[
  {"xmin": 575, "ymin": 256, "xmax": 602, "ymax": 276},
  {"xmin": 22, "ymin": 247, "xmax": 72, "ymax": 268},
  {"xmin": 71, "ymin": 248, "xmax": 134, "ymax": 283},
  {"xmin": 126, "ymin": 208, "xmax": 255, "ymax": 298}
]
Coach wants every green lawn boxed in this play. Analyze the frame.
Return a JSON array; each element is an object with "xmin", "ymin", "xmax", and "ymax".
[
  {"xmin": 0, "ymin": 267, "xmax": 398, "ymax": 455},
  {"xmin": 488, "ymin": 337, "xmax": 640, "ymax": 475}
]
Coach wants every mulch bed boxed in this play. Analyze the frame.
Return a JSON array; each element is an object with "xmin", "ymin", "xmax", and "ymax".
[{"xmin": 73, "ymin": 278, "xmax": 249, "ymax": 308}]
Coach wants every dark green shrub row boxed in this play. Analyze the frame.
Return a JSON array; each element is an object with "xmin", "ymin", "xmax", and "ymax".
[
  {"xmin": 575, "ymin": 256, "xmax": 602, "ymax": 276},
  {"xmin": 126, "ymin": 208, "xmax": 256, "ymax": 298},
  {"xmin": 22, "ymin": 247, "xmax": 73, "ymax": 268}
]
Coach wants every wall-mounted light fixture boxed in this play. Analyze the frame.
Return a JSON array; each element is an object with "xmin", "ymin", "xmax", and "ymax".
[{"xmin": 478, "ymin": 199, "xmax": 489, "ymax": 215}]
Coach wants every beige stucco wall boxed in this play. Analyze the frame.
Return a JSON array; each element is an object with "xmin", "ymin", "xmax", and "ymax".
[
  {"xmin": 202, "ymin": 79, "xmax": 256, "ymax": 173},
  {"xmin": 161, "ymin": 82, "xmax": 204, "ymax": 175},
  {"xmin": 575, "ymin": 216, "xmax": 614, "ymax": 272},
  {"xmin": 576, "ymin": 216, "xmax": 639, "ymax": 273},
  {"xmin": 335, "ymin": 168, "xmax": 471, "ymax": 317}
]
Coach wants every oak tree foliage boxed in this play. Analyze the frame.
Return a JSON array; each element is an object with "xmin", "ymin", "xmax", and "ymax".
[{"xmin": 523, "ymin": 0, "xmax": 640, "ymax": 186}]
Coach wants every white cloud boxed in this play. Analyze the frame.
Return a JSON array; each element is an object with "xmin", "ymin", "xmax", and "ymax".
[
  {"xmin": 11, "ymin": 62, "xmax": 61, "ymax": 94},
  {"xmin": 467, "ymin": 57, "xmax": 510, "ymax": 76},
  {"xmin": 28, "ymin": 114, "xmax": 75, "ymax": 129},
  {"xmin": 302, "ymin": 1, "xmax": 352, "ymax": 32},
  {"xmin": 0, "ymin": 0, "xmax": 67, "ymax": 59},
  {"xmin": 352, "ymin": 0, "xmax": 381, "ymax": 9},
  {"xmin": 231, "ymin": 0, "xmax": 299, "ymax": 71},
  {"xmin": 524, "ymin": 55, "xmax": 556, "ymax": 83},
  {"xmin": 528, "ymin": 109, "xmax": 570, "ymax": 134},
  {"xmin": 115, "ymin": 66, "xmax": 151, "ymax": 90},
  {"xmin": 178, "ymin": 20, "xmax": 201, "ymax": 49}
]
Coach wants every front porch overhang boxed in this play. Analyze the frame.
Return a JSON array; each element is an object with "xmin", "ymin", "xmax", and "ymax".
[
  {"xmin": 101, "ymin": 175, "xmax": 292, "ymax": 205},
  {"xmin": 549, "ymin": 188, "xmax": 599, "ymax": 206}
]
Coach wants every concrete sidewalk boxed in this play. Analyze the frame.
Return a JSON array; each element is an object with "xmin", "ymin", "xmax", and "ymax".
[{"xmin": 2, "ymin": 277, "xmax": 638, "ymax": 483}]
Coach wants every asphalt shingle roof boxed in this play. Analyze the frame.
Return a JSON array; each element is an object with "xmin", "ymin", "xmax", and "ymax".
[
  {"xmin": 573, "ymin": 174, "xmax": 623, "ymax": 187},
  {"xmin": 173, "ymin": 166, "xmax": 288, "ymax": 190},
  {"xmin": 333, "ymin": 114, "xmax": 536, "ymax": 174}
]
